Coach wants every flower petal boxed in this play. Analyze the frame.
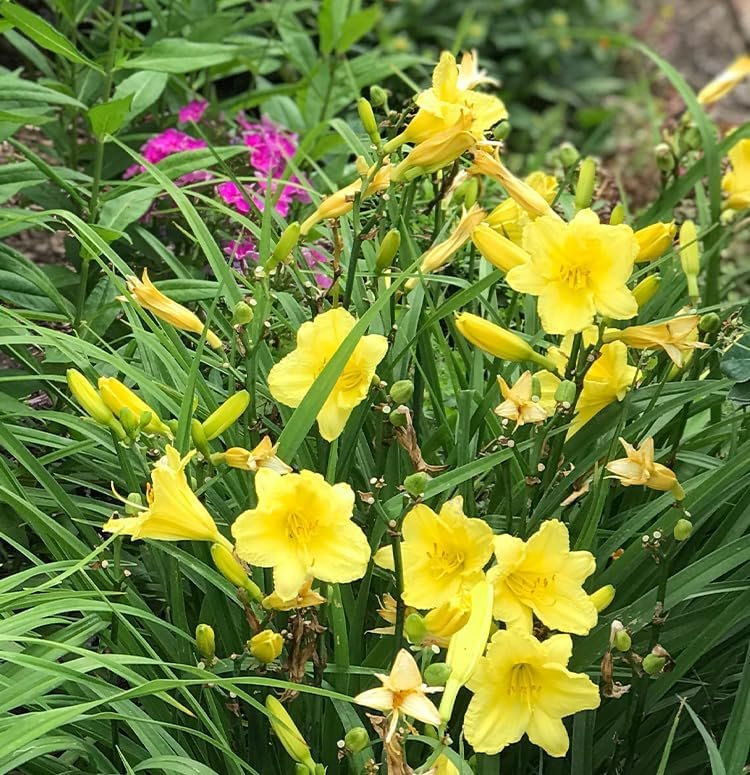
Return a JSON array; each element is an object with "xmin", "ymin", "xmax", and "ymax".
[{"xmin": 526, "ymin": 709, "xmax": 570, "ymax": 758}]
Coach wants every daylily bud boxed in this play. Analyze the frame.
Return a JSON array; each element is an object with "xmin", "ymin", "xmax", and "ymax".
[
  {"xmin": 119, "ymin": 406, "xmax": 139, "ymax": 438},
  {"xmin": 682, "ymin": 125, "xmax": 702, "ymax": 152},
  {"xmin": 138, "ymin": 410, "xmax": 153, "ymax": 431},
  {"xmin": 404, "ymin": 612, "xmax": 427, "ymax": 644},
  {"xmin": 554, "ymin": 379, "xmax": 577, "ymax": 406},
  {"xmin": 391, "ymin": 120, "xmax": 475, "ymax": 182},
  {"xmin": 314, "ymin": 765, "xmax": 326, "ymax": 775},
  {"xmin": 471, "ymin": 223, "xmax": 530, "ymax": 272},
  {"xmin": 249, "ymin": 629, "xmax": 284, "ymax": 663},
  {"xmin": 632, "ymin": 274, "xmax": 661, "ymax": 308},
  {"xmin": 613, "ymin": 629, "xmax": 632, "ymax": 652},
  {"xmin": 634, "ymin": 222, "xmax": 676, "ymax": 263},
  {"xmin": 455, "ymin": 312, "xmax": 556, "ymax": 370},
  {"xmin": 98, "ymin": 376, "xmax": 172, "ymax": 437},
  {"xmin": 268, "ymin": 222, "xmax": 301, "ymax": 270},
  {"xmin": 369, "ymin": 85, "xmax": 388, "ymax": 108},
  {"xmin": 202, "ymin": 390, "xmax": 250, "ymax": 440},
  {"xmin": 655, "ymin": 142, "xmax": 675, "ymax": 172},
  {"xmin": 574, "ymin": 157, "xmax": 596, "ymax": 211},
  {"xmin": 699, "ymin": 312, "xmax": 721, "ymax": 333},
  {"xmin": 589, "ymin": 584, "xmax": 615, "ymax": 613},
  {"xmin": 343, "ymin": 726, "xmax": 370, "ymax": 753},
  {"xmin": 679, "ymin": 220, "xmax": 701, "ymax": 299},
  {"xmin": 231, "ymin": 301, "xmax": 254, "ymax": 326},
  {"xmin": 403, "ymin": 472, "xmax": 429, "ymax": 498},
  {"xmin": 531, "ymin": 374, "xmax": 542, "ymax": 400},
  {"xmin": 423, "ymin": 662, "xmax": 452, "ymax": 686},
  {"xmin": 191, "ymin": 418, "xmax": 212, "ymax": 458},
  {"xmin": 558, "ymin": 142, "xmax": 579, "ymax": 168},
  {"xmin": 124, "ymin": 492, "xmax": 143, "ymax": 515},
  {"xmin": 358, "ymin": 98, "xmax": 381, "ymax": 148},
  {"xmin": 389, "ymin": 379, "xmax": 414, "ymax": 404},
  {"xmin": 642, "ymin": 653, "xmax": 666, "ymax": 675},
  {"xmin": 375, "ymin": 229, "xmax": 401, "ymax": 273},
  {"xmin": 673, "ymin": 518, "xmax": 693, "ymax": 541},
  {"xmin": 492, "ymin": 119, "xmax": 511, "ymax": 141},
  {"xmin": 195, "ymin": 623, "xmax": 216, "ymax": 663},
  {"xmin": 67, "ymin": 369, "xmax": 116, "ymax": 426},
  {"xmin": 454, "ymin": 176, "xmax": 479, "ymax": 208},
  {"xmin": 609, "ymin": 203, "xmax": 626, "ymax": 225},
  {"xmin": 265, "ymin": 695, "xmax": 317, "ymax": 772},
  {"xmin": 210, "ymin": 542, "xmax": 263, "ymax": 599}
]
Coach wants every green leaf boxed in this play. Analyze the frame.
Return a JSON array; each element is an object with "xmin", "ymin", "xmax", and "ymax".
[
  {"xmin": 0, "ymin": 244, "xmax": 75, "ymax": 316},
  {"xmin": 318, "ymin": 0, "xmax": 347, "ymax": 54},
  {"xmin": 728, "ymin": 380, "xmax": 750, "ymax": 406},
  {"xmin": 721, "ymin": 333, "xmax": 750, "ymax": 382},
  {"xmin": 0, "ymin": 2, "xmax": 100, "ymax": 70},
  {"xmin": 98, "ymin": 187, "xmax": 160, "ymax": 233},
  {"xmin": 336, "ymin": 6, "xmax": 381, "ymax": 54},
  {"xmin": 683, "ymin": 701, "xmax": 727, "ymax": 775},
  {"xmin": 720, "ymin": 641, "xmax": 750, "ymax": 773},
  {"xmin": 122, "ymin": 40, "xmax": 241, "ymax": 73},
  {"xmin": 87, "ymin": 95, "xmax": 133, "ymax": 141},
  {"xmin": 112, "ymin": 71, "xmax": 169, "ymax": 123}
]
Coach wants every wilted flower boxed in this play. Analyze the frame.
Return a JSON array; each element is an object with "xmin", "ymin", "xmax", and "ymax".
[
  {"xmin": 495, "ymin": 371, "xmax": 549, "ymax": 428},
  {"xmin": 262, "ymin": 578, "xmax": 326, "ymax": 610},
  {"xmin": 215, "ymin": 437, "xmax": 292, "ymax": 474},
  {"xmin": 606, "ymin": 437, "xmax": 685, "ymax": 499}
]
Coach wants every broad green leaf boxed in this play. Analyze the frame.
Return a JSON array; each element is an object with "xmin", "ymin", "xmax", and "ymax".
[
  {"xmin": 98, "ymin": 186, "xmax": 160, "ymax": 233},
  {"xmin": 87, "ymin": 95, "xmax": 133, "ymax": 140},
  {"xmin": 112, "ymin": 70, "xmax": 169, "ymax": 123},
  {"xmin": 122, "ymin": 40, "xmax": 242, "ymax": 73},
  {"xmin": 336, "ymin": 6, "xmax": 381, "ymax": 54},
  {"xmin": 721, "ymin": 332, "xmax": 750, "ymax": 382}
]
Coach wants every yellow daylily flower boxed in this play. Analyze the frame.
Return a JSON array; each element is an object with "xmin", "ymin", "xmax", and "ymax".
[
  {"xmin": 103, "ymin": 446, "xmax": 230, "ymax": 547},
  {"xmin": 354, "ymin": 648, "xmax": 442, "ymax": 742},
  {"xmin": 407, "ymin": 204, "xmax": 486, "ymax": 288},
  {"xmin": 124, "ymin": 269, "xmax": 222, "ymax": 349},
  {"xmin": 568, "ymin": 341, "xmax": 637, "ymax": 437},
  {"xmin": 249, "ymin": 630, "xmax": 284, "ymax": 663},
  {"xmin": 505, "ymin": 209, "xmax": 639, "ymax": 335},
  {"xmin": 471, "ymin": 222, "xmax": 530, "ymax": 272},
  {"xmin": 262, "ymin": 578, "xmax": 326, "ymax": 610},
  {"xmin": 488, "ymin": 520, "xmax": 597, "ymax": 635},
  {"xmin": 374, "ymin": 496, "xmax": 493, "ymax": 609},
  {"xmin": 98, "ymin": 376, "xmax": 172, "ymax": 436},
  {"xmin": 698, "ymin": 55, "xmax": 750, "ymax": 105},
  {"xmin": 432, "ymin": 755, "xmax": 460, "ymax": 775},
  {"xmin": 606, "ymin": 437, "xmax": 685, "ymax": 499},
  {"xmin": 455, "ymin": 312, "xmax": 557, "ymax": 370},
  {"xmin": 602, "ymin": 313, "xmax": 707, "ymax": 367},
  {"xmin": 384, "ymin": 51, "xmax": 506, "ymax": 151},
  {"xmin": 722, "ymin": 138, "xmax": 750, "ymax": 211},
  {"xmin": 464, "ymin": 628, "xmax": 600, "ymax": 757},
  {"xmin": 457, "ymin": 49, "xmax": 500, "ymax": 90},
  {"xmin": 268, "ymin": 307, "xmax": 388, "ymax": 441},
  {"xmin": 634, "ymin": 222, "xmax": 676, "ymax": 263},
  {"xmin": 231, "ymin": 468, "xmax": 370, "ymax": 600},
  {"xmin": 300, "ymin": 160, "xmax": 391, "ymax": 235},
  {"xmin": 546, "ymin": 325, "xmax": 601, "ymax": 374},
  {"xmin": 495, "ymin": 371, "xmax": 549, "ymax": 429},
  {"xmin": 485, "ymin": 171, "xmax": 558, "ymax": 245},
  {"xmin": 214, "ymin": 437, "xmax": 292, "ymax": 475}
]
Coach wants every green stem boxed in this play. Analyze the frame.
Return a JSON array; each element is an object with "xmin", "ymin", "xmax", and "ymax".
[{"xmin": 391, "ymin": 521, "xmax": 406, "ymax": 657}]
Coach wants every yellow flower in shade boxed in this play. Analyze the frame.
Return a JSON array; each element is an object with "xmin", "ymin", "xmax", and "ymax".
[
  {"xmin": 373, "ymin": 496, "xmax": 493, "ymax": 609},
  {"xmin": 422, "ymin": 597, "xmax": 471, "ymax": 648},
  {"xmin": 602, "ymin": 313, "xmax": 707, "ymax": 367},
  {"xmin": 300, "ymin": 160, "xmax": 391, "ymax": 235},
  {"xmin": 98, "ymin": 377, "xmax": 172, "ymax": 436},
  {"xmin": 407, "ymin": 204, "xmax": 486, "ymax": 288},
  {"xmin": 384, "ymin": 51, "xmax": 506, "ymax": 152},
  {"xmin": 103, "ymin": 446, "xmax": 231, "ymax": 548},
  {"xmin": 262, "ymin": 578, "xmax": 326, "ymax": 610},
  {"xmin": 390, "ymin": 116, "xmax": 477, "ymax": 183},
  {"xmin": 546, "ymin": 325, "xmax": 601, "ymax": 374},
  {"xmin": 495, "ymin": 371, "xmax": 549, "ymax": 429},
  {"xmin": 569, "ymin": 341, "xmax": 637, "ymax": 437},
  {"xmin": 267, "ymin": 308, "xmax": 388, "ymax": 441},
  {"xmin": 214, "ymin": 437, "xmax": 292, "ymax": 474},
  {"xmin": 455, "ymin": 312, "xmax": 557, "ymax": 370},
  {"xmin": 433, "ymin": 755, "xmax": 460, "ymax": 775},
  {"xmin": 722, "ymin": 138, "xmax": 750, "ymax": 210},
  {"xmin": 231, "ymin": 468, "xmax": 370, "ymax": 600},
  {"xmin": 354, "ymin": 648, "xmax": 442, "ymax": 742},
  {"xmin": 698, "ymin": 55, "xmax": 750, "ymax": 105},
  {"xmin": 471, "ymin": 223, "xmax": 530, "ymax": 272},
  {"xmin": 488, "ymin": 520, "xmax": 597, "ymax": 635},
  {"xmin": 249, "ymin": 629, "xmax": 284, "ymax": 663},
  {"xmin": 634, "ymin": 222, "xmax": 676, "ymax": 263},
  {"xmin": 606, "ymin": 437, "xmax": 685, "ymax": 500},
  {"xmin": 505, "ymin": 209, "xmax": 639, "ymax": 335},
  {"xmin": 463, "ymin": 628, "xmax": 600, "ymax": 757},
  {"xmin": 485, "ymin": 171, "xmax": 558, "ymax": 245},
  {"xmin": 589, "ymin": 584, "xmax": 615, "ymax": 613},
  {"xmin": 125, "ymin": 269, "xmax": 222, "ymax": 349},
  {"xmin": 471, "ymin": 151, "xmax": 557, "ymax": 219}
]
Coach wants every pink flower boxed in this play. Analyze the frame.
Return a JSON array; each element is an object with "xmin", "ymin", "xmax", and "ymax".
[
  {"xmin": 216, "ymin": 181, "xmax": 252, "ymax": 214},
  {"xmin": 224, "ymin": 238, "xmax": 259, "ymax": 271},
  {"xmin": 301, "ymin": 245, "xmax": 332, "ymax": 289},
  {"xmin": 124, "ymin": 129, "xmax": 207, "ymax": 178},
  {"xmin": 179, "ymin": 99, "xmax": 208, "ymax": 124}
]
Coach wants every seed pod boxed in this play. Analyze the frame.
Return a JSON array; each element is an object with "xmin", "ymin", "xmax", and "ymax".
[
  {"xmin": 609, "ymin": 203, "xmax": 626, "ymax": 225},
  {"xmin": 492, "ymin": 119, "xmax": 511, "ymax": 141},
  {"xmin": 369, "ymin": 85, "xmax": 388, "ymax": 108},
  {"xmin": 558, "ymin": 142, "xmax": 579, "ymax": 168},
  {"xmin": 389, "ymin": 379, "xmax": 414, "ymax": 404},
  {"xmin": 404, "ymin": 612, "xmax": 427, "ymax": 644},
  {"xmin": 613, "ymin": 629, "xmax": 632, "ymax": 652},
  {"xmin": 699, "ymin": 312, "xmax": 720, "ymax": 333},
  {"xmin": 673, "ymin": 518, "xmax": 693, "ymax": 541},
  {"xmin": 423, "ymin": 662, "xmax": 452, "ymax": 686},
  {"xmin": 344, "ymin": 726, "xmax": 370, "ymax": 753},
  {"xmin": 231, "ymin": 301, "xmax": 254, "ymax": 326},
  {"xmin": 642, "ymin": 653, "xmax": 666, "ymax": 675},
  {"xmin": 403, "ymin": 472, "xmax": 429, "ymax": 498}
]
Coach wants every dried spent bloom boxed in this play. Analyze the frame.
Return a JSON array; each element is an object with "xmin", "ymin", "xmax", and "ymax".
[
  {"xmin": 262, "ymin": 578, "xmax": 327, "ymax": 611},
  {"xmin": 606, "ymin": 437, "xmax": 685, "ymax": 499}
]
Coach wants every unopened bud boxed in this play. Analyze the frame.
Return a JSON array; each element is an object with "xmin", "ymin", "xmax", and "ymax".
[
  {"xmin": 191, "ymin": 418, "xmax": 212, "ymax": 457},
  {"xmin": 119, "ymin": 406, "xmax": 139, "ymax": 438},
  {"xmin": 211, "ymin": 542, "xmax": 263, "ymax": 599},
  {"xmin": 404, "ymin": 612, "xmax": 427, "ymax": 644},
  {"xmin": 202, "ymin": 390, "xmax": 250, "ymax": 440},
  {"xmin": 558, "ymin": 142, "xmax": 579, "ymax": 168},
  {"xmin": 682, "ymin": 125, "xmax": 702, "ymax": 152},
  {"xmin": 138, "ymin": 410, "xmax": 153, "ymax": 431},
  {"xmin": 609, "ymin": 203, "xmax": 626, "ymax": 225},
  {"xmin": 574, "ymin": 157, "xmax": 596, "ymax": 211},
  {"xmin": 492, "ymin": 120, "xmax": 511, "ymax": 141},
  {"xmin": 266, "ymin": 695, "xmax": 316, "ymax": 770},
  {"xmin": 655, "ymin": 143, "xmax": 675, "ymax": 172},
  {"xmin": 231, "ymin": 301, "xmax": 254, "ymax": 326},
  {"xmin": 403, "ymin": 471, "xmax": 429, "ymax": 498},
  {"xmin": 642, "ymin": 652, "xmax": 666, "ymax": 675},
  {"xmin": 423, "ymin": 662, "xmax": 452, "ymax": 686},
  {"xmin": 369, "ymin": 85, "xmax": 388, "ymax": 108},
  {"xmin": 67, "ymin": 369, "xmax": 119, "ymax": 430},
  {"xmin": 555, "ymin": 379, "xmax": 577, "ymax": 405},
  {"xmin": 249, "ymin": 629, "xmax": 284, "ymax": 663},
  {"xmin": 195, "ymin": 623, "xmax": 216, "ymax": 663},
  {"xmin": 344, "ymin": 726, "xmax": 370, "ymax": 753},
  {"xmin": 267, "ymin": 221, "xmax": 301, "ymax": 271},
  {"xmin": 454, "ymin": 176, "xmax": 479, "ymax": 208},
  {"xmin": 389, "ymin": 379, "xmax": 414, "ymax": 404},
  {"xmin": 590, "ymin": 584, "xmax": 615, "ymax": 613},
  {"xmin": 358, "ymin": 97, "xmax": 381, "ymax": 147},
  {"xmin": 124, "ymin": 492, "xmax": 143, "ymax": 515},
  {"xmin": 375, "ymin": 229, "xmax": 401, "ymax": 273},
  {"xmin": 673, "ymin": 518, "xmax": 693, "ymax": 541},
  {"xmin": 679, "ymin": 219, "xmax": 701, "ymax": 299},
  {"xmin": 699, "ymin": 312, "xmax": 720, "ymax": 333},
  {"xmin": 632, "ymin": 274, "xmax": 661, "ymax": 308},
  {"xmin": 531, "ymin": 375, "xmax": 542, "ymax": 401}
]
